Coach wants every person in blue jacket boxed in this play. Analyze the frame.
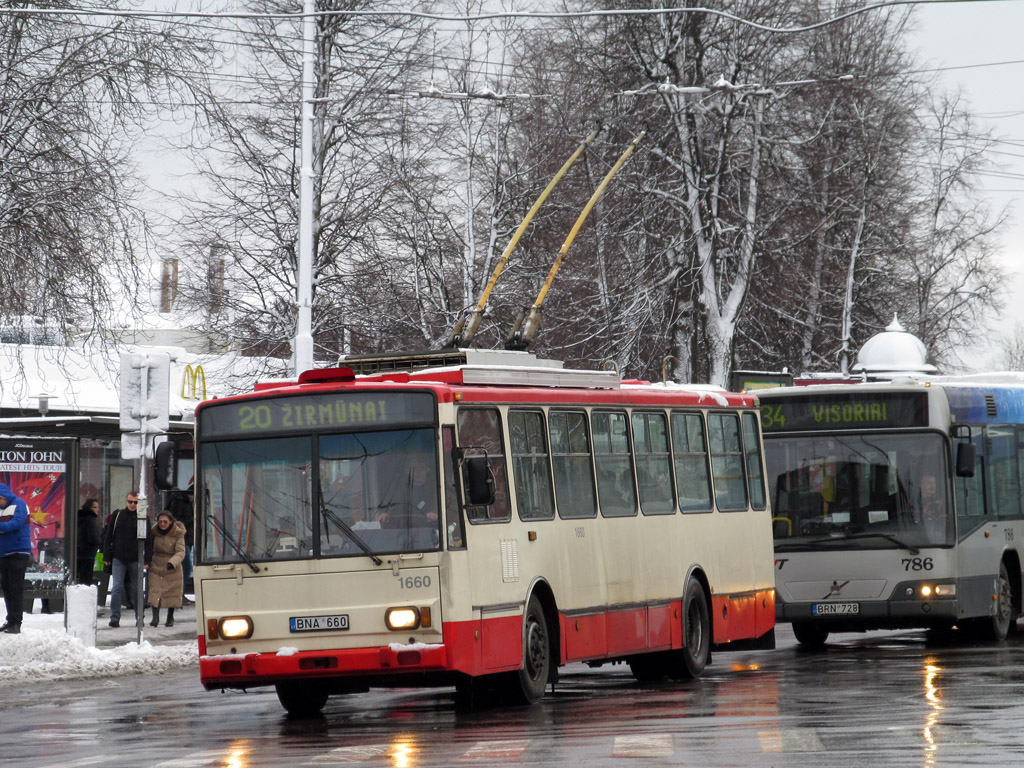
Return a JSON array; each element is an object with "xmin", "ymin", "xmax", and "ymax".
[{"xmin": 0, "ymin": 482, "xmax": 32, "ymax": 634}]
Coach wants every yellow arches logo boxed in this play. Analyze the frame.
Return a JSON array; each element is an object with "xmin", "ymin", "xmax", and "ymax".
[{"xmin": 182, "ymin": 364, "xmax": 207, "ymax": 400}]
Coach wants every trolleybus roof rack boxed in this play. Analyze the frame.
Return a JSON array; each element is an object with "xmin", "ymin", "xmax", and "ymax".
[{"xmin": 334, "ymin": 347, "xmax": 620, "ymax": 389}]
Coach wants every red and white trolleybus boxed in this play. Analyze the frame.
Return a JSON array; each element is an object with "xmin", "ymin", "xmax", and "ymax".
[{"xmin": 193, "ymin": 350, "xmax": 775, "ymax": 715}]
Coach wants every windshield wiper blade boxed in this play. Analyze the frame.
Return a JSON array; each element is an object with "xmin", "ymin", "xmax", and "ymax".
[
  {"xmin": 319, "ymin": 494, "xmax": 382, "ymax": 566},
  {"xmin": 807, "ymin": 531, "xmax": 919, "ymax": 555},
  {"xmin": 208, "ymin": 512, "xmax": 261, "ymax": 573}
]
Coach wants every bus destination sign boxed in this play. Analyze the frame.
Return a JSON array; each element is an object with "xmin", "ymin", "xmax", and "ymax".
[
  {"xmin": 760, "ymin": 392, "xmax": 927, "ymax": 433},
  {"xmin": 199, "ymin": 392, "xmax": 436, "ymax": 436}
]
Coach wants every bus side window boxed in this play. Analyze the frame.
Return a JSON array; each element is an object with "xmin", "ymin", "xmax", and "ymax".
[
  {"xmin": 741, "ymin": 412, "xmax": 768, "ymax": 511},
  {"xmin": 442, "ymin": 426, "xmax": 466, "ymax": 548},
  {"xmin": 508, "ymin": 409, "xmax": 555, "ymax": 521},
  {"xmin": 457, "ymin": 407, "xmax": 510, "ymax": 522},
  {"xmin": 549, "ymin": 409, "xmax": 597, "ymax": 519},
  {"xmin": 987, "ymin": 426, "xmax": 1021, "ymax": 519},
  {"xmin": 671, "ymin": 411, "xmax": 713, "ymax": 513},
  {"xmin": 593, "ymin": 410, "xmax": 637, "ymax": 517},
  {"xmin": 955, "ymin": 432, "xmax": 986, "ymax": 519},
  {"xmin": 631, "ymin": 411, "xmax": 674, "ymax": 515},
  {"xmin": 708, "ymin": 412, "xmax": 749, "ymax": 512}
]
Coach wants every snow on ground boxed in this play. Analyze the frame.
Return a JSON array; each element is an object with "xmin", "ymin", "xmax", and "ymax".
[{"xmin": 0, "ymin": 611, "xmax": 197, "ymax": 686}]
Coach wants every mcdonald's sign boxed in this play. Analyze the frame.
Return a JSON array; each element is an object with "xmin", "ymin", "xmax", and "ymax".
[{"xmin": 182, "ymin": 364, "xmax": 207, "ymax": 401}]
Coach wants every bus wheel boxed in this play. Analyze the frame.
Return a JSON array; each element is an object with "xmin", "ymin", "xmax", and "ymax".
[
  {"xmin": 674, "ymin": 576, "xmax": 710, "ymax": 680},
  {"xmin": 629, "ymin": 653, "xmax": 666, "ymax": 682},
  {"xmin": 504, "ymin": 595, "xmax": 551, "ymax": 704},
  {"xmin": 977, "ymin": 561, "xmax": 1013, "ymax": 642},
  {"xmin": 792, "ymin": 622, "xmax": 829, "ymax": 648},
  {"xmin": 275, "ymin": 680, "xmax": 329, "ymax": 717}
]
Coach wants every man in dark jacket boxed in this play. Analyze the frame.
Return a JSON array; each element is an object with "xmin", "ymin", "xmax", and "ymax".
[
  {"xmin": 0, "ymin": 482, "xmax": 31, "ymax": 634},
  {"xmin": 102, "ymin": 491, "xmax": 151, "ymax": 627}
]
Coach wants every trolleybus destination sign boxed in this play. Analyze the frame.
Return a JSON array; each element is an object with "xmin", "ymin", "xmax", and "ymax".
[
  {"xmin": 199, "ymin": 391, "xmax": 436, "ymax": 436},
  {"xmin": 760, "ymin": 392, "xmax": 928, "ymax": 433}
]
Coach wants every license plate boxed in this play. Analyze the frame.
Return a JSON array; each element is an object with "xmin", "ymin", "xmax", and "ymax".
[
  {"xmin": 290, "ymin": 614, "xmax": 349, "ymax": 632},
  {"xmin": 813, "ymin": 603, "xmax": 859, "ymax": 615}
]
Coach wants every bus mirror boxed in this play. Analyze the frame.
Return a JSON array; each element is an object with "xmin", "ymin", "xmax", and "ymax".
[
  {"xmin": 956, "ymin": 442, "xmax": 976, "ymax": 477},
  {"xmin": 154, "ymin": 441, "xmax": 177, "ymax": 491},
  {"xmin": 464, "ymin": 455, "xmax": 495, "ymax": 506}
]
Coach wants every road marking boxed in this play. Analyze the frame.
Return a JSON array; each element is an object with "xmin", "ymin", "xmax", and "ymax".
[
  {"xmin": 758, "ymin": 728, "xmax": 825, "ymax": 752},
  {"xmin": 458, "ymin": 739, "xmax": 530, "ymax": 761},
  {"xmin": 612, "ymin": 734, "xmax": 674, "ymax": 757},
  {"xmin": 304, "ymin": 744, "xmax": 391, "ymax": 764}
]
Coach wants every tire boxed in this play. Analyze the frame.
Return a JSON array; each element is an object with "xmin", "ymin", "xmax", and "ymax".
[
  {"xmin": 674, "ymin": 576, "xmax": 710, "ymax": 680},
  {"xmin": 275, "ymin": 680, "xmax": 329, "ymax": 717},
  {"xmin": 792, "ymin": 621, "xmax": 829, "ymax": 648},
  {"xmin": 976, "ymin": 561, "xmax": 1013, "ymax": 642},
  {"xmin": 503, "ymin": 595, "xmax": 551, "ymax": 704},
  {"xmin": 629, "ymin": 652, "xmax": 666, "ymax": 682}
]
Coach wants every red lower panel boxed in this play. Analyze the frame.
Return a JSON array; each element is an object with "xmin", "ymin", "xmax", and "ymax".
[{"xmin": 712, "ymin": 589, "xmax": 775, "ymax": 645}]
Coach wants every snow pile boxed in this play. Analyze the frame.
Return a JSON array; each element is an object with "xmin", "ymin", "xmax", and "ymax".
[
  {"xmin": 65, "ymin": 584, "xmax": 97, "ymax": 647},
  {"xmin": 0, "ymin": 613, "xmax": 197, "ymax": 685}
]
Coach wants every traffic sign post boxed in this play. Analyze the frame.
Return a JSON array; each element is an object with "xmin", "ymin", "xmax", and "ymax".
[{"xmin": 119, "ymin": 352, "xmax": 170, "ymax": 643}]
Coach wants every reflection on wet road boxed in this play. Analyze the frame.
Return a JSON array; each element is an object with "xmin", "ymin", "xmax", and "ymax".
[{"xmin": 7, "ymin": 625, "xmax": 1024, "ymax": 767}]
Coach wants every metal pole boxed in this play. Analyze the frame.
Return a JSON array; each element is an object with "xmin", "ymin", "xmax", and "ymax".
[{"xmin": 294, "ymin": 0, "xmax": 316, "ymax": 375}]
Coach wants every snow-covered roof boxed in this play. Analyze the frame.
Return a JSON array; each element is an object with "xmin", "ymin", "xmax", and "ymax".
[{"xmin": 0, "ymin": 342, "xmax": 288, "ymax": 418}]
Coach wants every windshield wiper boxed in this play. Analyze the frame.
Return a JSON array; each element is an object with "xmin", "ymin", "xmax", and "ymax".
[
  {"xmin": 806, "ymin": 531, "xmax": 919, "ymax": 555},
  {"xmin": 319, "ymin": 492, "xmax": 382, "ymax": 566},
  {"xmin": 207, "ymin": 508, "xmax": 261, "ymax": 573}
]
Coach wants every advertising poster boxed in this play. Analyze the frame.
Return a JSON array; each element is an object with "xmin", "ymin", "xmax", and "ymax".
[{"xmin": 0, "ymin": 438, "xmax": 75, "ymax": 594}]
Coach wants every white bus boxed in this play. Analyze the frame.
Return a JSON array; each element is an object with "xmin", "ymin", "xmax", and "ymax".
[
  {"xmin": 760, "ymin": 377, "xmax": 1024, "ymax": 646},
  {"xmin": 193, "ymin": 351, "xmax": 775, "ymax": 715}
]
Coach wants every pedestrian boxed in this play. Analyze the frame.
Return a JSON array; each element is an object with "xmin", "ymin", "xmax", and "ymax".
[
  {"xmin": 76, "ymin": 498, "xmax": 102, "ymax": 586},
  {"xmin": 0, "ymin": 482, "xmax": 32, "ymax": 634},
  {"xmin": 146, "ymin": 510, "xmax": 185, "ymax": 628},
  {"xmin": 102, "ymin": 491, "xmax": 151, "ymax": 628},
  {"xmin": 167, "ymin": 483, "xmax": 194, "ymax": 604}
]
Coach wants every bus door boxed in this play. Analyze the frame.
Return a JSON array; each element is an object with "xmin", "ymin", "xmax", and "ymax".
[{"xmin": 954, "ymin": 427, "xmax": 996, "ymax": 618}]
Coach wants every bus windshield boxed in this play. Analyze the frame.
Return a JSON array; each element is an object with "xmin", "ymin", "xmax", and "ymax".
[
  {"xmin": 200, "ymin": 428, "xmax": 441, "ymax": 564},
  {"xmin": 765, "ymin": 432, "xmax": 952, "ymax": 549}
]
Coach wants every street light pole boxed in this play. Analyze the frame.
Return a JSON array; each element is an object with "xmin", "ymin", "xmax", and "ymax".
[{"xmin": 295, "ymin": 0, "xmax": 316, "ymax": 376}]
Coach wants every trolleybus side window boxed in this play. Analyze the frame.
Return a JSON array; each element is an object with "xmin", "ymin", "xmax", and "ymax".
[
  {"xmin": 592, "ymin": 410, "xmax": 637, "ymax": 518},
  {"xmin": 442, "ymin": 426, "xmax": 466, "ymax": 548},
  {"xmin": 631, "ymin": 410, "xmax": 675, "ymax": 515},
  {"xmin": 742, "ymin": 412, "xmax": 768, "ymax": 511},
  {"xmin": 954, "ymin": 432, "xmax": 986, "ymax": 522},
  {"xmin": 671, "ymin": 411, "xmax": 712, "ymax": 513},
  {"xmin": 708, "ymin": 412, "xmax": 749, "ymax": 512},
  {"xmin": 987, "ymin": 426, "xmax": 1021, "ymax": 519},
  {"xmin": 549, "ymin": 409, "xmax": 597, "ymax": 519},
  {"xmin": 508, "ymin": 409, "xmax": 555, "ymax": 521},
  {"xmin": 457, "ymin": 407, "xmax": 510, "ymax": 523}
]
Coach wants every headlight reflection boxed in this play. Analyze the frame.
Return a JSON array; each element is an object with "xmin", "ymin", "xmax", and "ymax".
[
  {"xmin": 922, "ymin": 660, "xmax": 943, "ymax": 763},
  {"xmin": 391, "ymin": 733, "xmax": 418, "ymax": 768}
]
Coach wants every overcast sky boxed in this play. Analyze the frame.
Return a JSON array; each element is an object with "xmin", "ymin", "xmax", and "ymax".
[{"xmin": 908, "ymin": 0, "xmax": 1024, "ymax": 370}]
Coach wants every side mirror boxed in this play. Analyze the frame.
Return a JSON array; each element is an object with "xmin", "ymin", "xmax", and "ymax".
[
  {"xmin": 154, "ymin": 441, "xmax": 178, "ymax": 491},
  {"xmin": 956, "ymin": 442, "xmax": 976, "ymax": 478},
  {"xmin": 464, "ymin": 455, "xmax": 495, "ymax": 506}
]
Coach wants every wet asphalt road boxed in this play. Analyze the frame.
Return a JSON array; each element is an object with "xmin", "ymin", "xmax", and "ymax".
[{"xmin": 4, "ymin": 623, "xmax": 1024, "ymax": 768}]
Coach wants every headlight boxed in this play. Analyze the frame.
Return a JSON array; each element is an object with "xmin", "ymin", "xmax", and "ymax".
[
  {"xmin": 218, "ymin": 616, "xmax": 254, "ymax": 639},
  {"xmin": 385, "ymin": 607, "xmax": 420, "ymax": 631}
]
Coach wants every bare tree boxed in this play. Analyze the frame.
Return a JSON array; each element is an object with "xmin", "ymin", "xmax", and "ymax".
[{"xmin": 0, "ymin": 2, "xmax": 213, "ymax": 351}]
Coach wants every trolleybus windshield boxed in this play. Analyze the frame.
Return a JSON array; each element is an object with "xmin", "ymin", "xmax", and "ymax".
[
  {"xmin": 765, "ymin": 432, "xmax": 952, "ymax": 549},
  {"xmin": 199, "ymin": 428, "xmax": 442, "ymax": 563}
]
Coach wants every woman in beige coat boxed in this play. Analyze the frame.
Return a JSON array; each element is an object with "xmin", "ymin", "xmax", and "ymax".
[{"xmin": 147, "ymin": 510, "xmax": 185, "ymax": 627}]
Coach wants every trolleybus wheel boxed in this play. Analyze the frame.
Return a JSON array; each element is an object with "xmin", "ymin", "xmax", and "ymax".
[
  {"xmin": 673, "ymin": 576, "xmax": 710, "ymax": 680},
  {"xmin": 276, "ymin": 680, "xmax": 329, "ymax": 717},
  {"xmin": 791, "ymin": 621, "xmax": 829, "ymax": 648},
  {"xmin": 504, "ymin": 595, "xmax": 551, "ymax": 704},
  {"xmin": 629, "ymin": 652, "xmax": 666, "ymax": 682},
  {"xmin": 975, "ymin": 561, "xmax": 1013, "ymax": 642}
]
